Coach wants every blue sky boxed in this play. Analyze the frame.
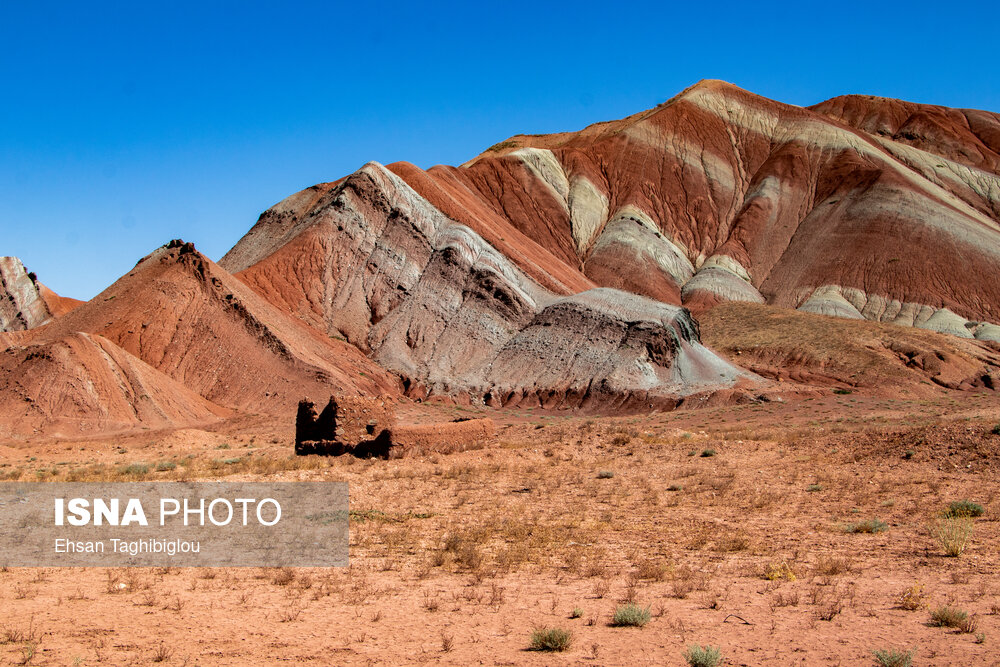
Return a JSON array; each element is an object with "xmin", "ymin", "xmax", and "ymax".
[{"xmin": 2, "ymin": 1, "xmax": 997, "ymax": 299}]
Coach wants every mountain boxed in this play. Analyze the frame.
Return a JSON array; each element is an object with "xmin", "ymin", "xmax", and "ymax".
[
  {"xmin": 383, "ymin": 80, "xmax": 1000, "ymax": 340},
  {"xmin": 221, "ymin": 163, "xmax": 755, "ymax": 409},
  {"xmin": 0, "ymin": 331, "xmax": 231, "ymax": 439},
  {"xmin": 0, "ymin": 241, "xmax": 399, "ymax": 437},
  {"xmin": 221, "ymin": 80, "xmax": 1000, "ymax": 407},
  {"xmin": 6, "ymin": 80, "xmax": 1000, "ymax": 438}
]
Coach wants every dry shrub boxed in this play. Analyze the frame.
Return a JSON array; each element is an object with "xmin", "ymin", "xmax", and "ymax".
[
  {"xmin": 932, "ymin": 517, "xmax": 973, "ymax": 557},
  {"xmin": 271, "ymin": 568, "xmax": 295, "ymax": 586},
  {"xmin": 896, "ymin": 582, "xmax": 927, "ymax": 611},
  {"xmin": 763, "ymin": 561, "xmax": 796, "ymax": 582},
  {"xmin": 929, "ymin": 605, "xmax": 969, "ymax": 629},
  {"xmin": 814, "ymin": 555, "xmax": 852, "ymax": 576},
  {"xmin": 633, "ymin": 558, "xmax": 671, "ymax": 582},
  {"xmin": 530, "ymin": 627, "xmax": 572, "ymax": 651}
]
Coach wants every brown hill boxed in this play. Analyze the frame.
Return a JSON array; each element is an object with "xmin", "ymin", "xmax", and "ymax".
[
  {"xmin": 18, "ymin": 241, "xmax": 399, "ymax": 417},
  {"xmin": 0, "ymin": 332, "xmax": 230, "ymax": 439},
  {"xmin": 700, "ymin": 302, "xmax": 1000, "ymax": 393}
]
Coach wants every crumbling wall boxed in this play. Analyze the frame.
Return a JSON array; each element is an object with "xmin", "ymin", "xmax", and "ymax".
[
  {"xmin": 391, "ymin": 418, "xmax": 496, "ymax": 457},
  {"xmin": 332, "ymin": 396, "xmax": 396, "ymax": 444}
]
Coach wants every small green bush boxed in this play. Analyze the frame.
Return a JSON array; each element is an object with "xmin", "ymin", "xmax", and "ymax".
[
  {"xmin": 845, "ymin": 518, "xmax": 888, "ymax": 534},
  {"xmin": 569, "ymin": 607, "xmax": 583, "ymax": 619},
  {"xmin": 155, "ymin": 461, "xmax": 177, "ymax": 472},
  {"xmin": 597, "ymin": 470, "xmax": 615, "ymax": 479},
  {"xmin": 612, "ymin": 603, "xmax": 651, "ymax": 627},
  {"xmin": 806, "ymin": 484, "xmax": 823, "ymax": 492},
  {"xmin": 929, "ymin": 605, "xmax": 967, "ymax": 628},
  {"xmin": 872, "ymin": 647, "xmax": 915, "ymax": 667},
  {"xmin": 529, "ymin": 627, "xmax": 572, "ymax": 651},
  {"xmin": 684, "ymin": 644, "xmax": 723, "ymax": 667},
  {"xmin": 990, "ymin": 423, "xmax": 1000, "ymax": 435},
  {"xmin": 700, "ymin": 449, "xmax": 716, "ymax": 458},
  {"xmin": 118, "ymin": 462, "xmax": 150, "ymax": 476},
  {"xmin": 944, "ymin": 500, "xmax": 984, "ymax": 518}
]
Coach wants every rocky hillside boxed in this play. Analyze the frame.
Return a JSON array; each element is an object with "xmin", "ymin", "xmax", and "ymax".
[{"xmin": 0, "ymin": 257, "xmax": 81, "ymax": 332}]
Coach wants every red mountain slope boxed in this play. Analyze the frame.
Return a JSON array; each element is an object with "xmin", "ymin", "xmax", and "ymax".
[{"xmin": 18, "ymin": 241, "xmax": 399, "ymax": 417}]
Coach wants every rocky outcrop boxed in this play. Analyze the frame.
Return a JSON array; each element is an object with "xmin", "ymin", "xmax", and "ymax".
[
  {"xmin": 223, "ymin": 163, "xmax": 756, "ymax": 407},
  {"xmin": 0, "ymin": 257, "xmax": 81, "ymax": 332}
]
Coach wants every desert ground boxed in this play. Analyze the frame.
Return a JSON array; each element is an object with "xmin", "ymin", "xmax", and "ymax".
[{"xmin": 2, "ymin": 392, "xmax": 998, "ymax": 666}]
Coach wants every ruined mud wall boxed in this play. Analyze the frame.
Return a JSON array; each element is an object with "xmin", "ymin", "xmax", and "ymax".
[{"xmin": 390, "ymin": 418, "xmax": 496, "ymax": 457}]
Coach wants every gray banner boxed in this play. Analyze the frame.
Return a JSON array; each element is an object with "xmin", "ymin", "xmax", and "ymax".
[{"xmin": 0, "ymin": 482, "xmax": 348, "ymax": 567}]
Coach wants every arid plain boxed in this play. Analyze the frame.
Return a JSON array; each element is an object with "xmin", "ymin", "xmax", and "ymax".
[{"xmin": 2, "ymin": 390, "xmax": 999, "ymax": 665}]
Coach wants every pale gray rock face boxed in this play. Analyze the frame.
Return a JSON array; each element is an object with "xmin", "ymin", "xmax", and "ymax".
[
  {"xmin": 973, "ymin": 323, "xmax": 1000, "ymax": 343},
  {"xmin": 224, "ymin": 163, "xmax": 756, "ymax": 406},
  {"xmin": 0, "ymin": 257, "xmax": 51, "ymax": 332},
  {"xmin": 588, "ymin": 216, "xmax": 696, "ymax": 288},
  {"xmin": 797, "ymin": 285, "xmax": 864, "ymax": 320},
  {"xmin": 681, "ymin": 267, "xmax": 766, "ymax": 304}
]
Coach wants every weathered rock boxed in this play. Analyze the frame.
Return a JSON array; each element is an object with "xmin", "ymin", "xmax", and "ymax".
[
  {"xmin": 0, "ymin": 257, "xmax": 80, "ymax": 332},
  {"xmin": 0, "ymin": 332, "xmax": 231, "ymax": 439},
  {"xmin": 223, "ymin": 164, "xmax": 756, "ymax": 407}
]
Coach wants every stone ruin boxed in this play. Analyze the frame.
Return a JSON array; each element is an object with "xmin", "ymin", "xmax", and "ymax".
[{"xmin": 295, "ymin": 395, "xmax": 496, "ymax": 459}]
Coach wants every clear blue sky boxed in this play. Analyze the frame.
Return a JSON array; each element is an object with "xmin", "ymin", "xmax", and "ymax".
[{"xmin": 2, "ymin": 1, "xmax": 997, "ymax": 299}]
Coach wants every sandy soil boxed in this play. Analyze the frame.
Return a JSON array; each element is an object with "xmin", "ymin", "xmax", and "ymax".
[{"xmin": 2, "ymin": 394, "xmax": 999, "ymax": 665}]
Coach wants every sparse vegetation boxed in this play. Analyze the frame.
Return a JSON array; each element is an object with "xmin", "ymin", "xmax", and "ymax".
[
  {"xmin": 872, "ymin": 647, "xmax": 915, "ymax": 667},
  {"xmin": 932, "ymin": 516, "xmax": 973, "ymax": 556},
  {"xmin": 699, "ymin": 449, "xmax": 716, "ymax": 457},
  {"xmin": 944, "ymin": 500, "xmax": 984, "ymax": 518},
  {"xmin": 118, "ymin": 462, "xmax": 150, "ymax": 476},
  {"xmin": 806, "ymin": 483, "xmax": 823, "ymax": 492},
  {"xmin": 597, "ymin": 470, "xmax": 615, "ymax": 479},
  {"xmin": 929, "ymin": 605, "xmax": 969, "ymax": 629},
  {"xmin": 612, "ymin": 603, "xmax": 651, "ymax": 627},
  {"xmin": 896, "ymin": 582, "xmax": 926, "ymax": 611},
  {"xmin": 683, "ymin": 644, "xmax": 723, "ymax": 667},
  {"xmin": 486, "ymin": 140, "xmax": 517, "ymax": 153},
  {"xmin": 763, "ymin": 561, "xmax": 796, "ymax": 581},
  {"xmin": 845, "ymin": 518, "xmax": 888, "ymax": 534},
  {"xmin": 529, "ymin": 627, "xmax": 572, "ymax": 651}
]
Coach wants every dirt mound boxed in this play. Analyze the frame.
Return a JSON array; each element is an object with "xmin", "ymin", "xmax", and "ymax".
[
  {"xmin": 842, "ymin": 420, "xmax": 1000, "ymax": 468},
  {"xmin": 391, "ymin": 418, "xmax": 496, "ymax": 456},
  {"xmin": 21, "ymin": 241, "xmax": 400, "ymax": 416},
  {"xmin": 0, "ymin": 331, "xmax": 230, "ymax": 440},
  {"xmin": 699, "ymin": 302, "xmax": 1000, "ymax": 394}
]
